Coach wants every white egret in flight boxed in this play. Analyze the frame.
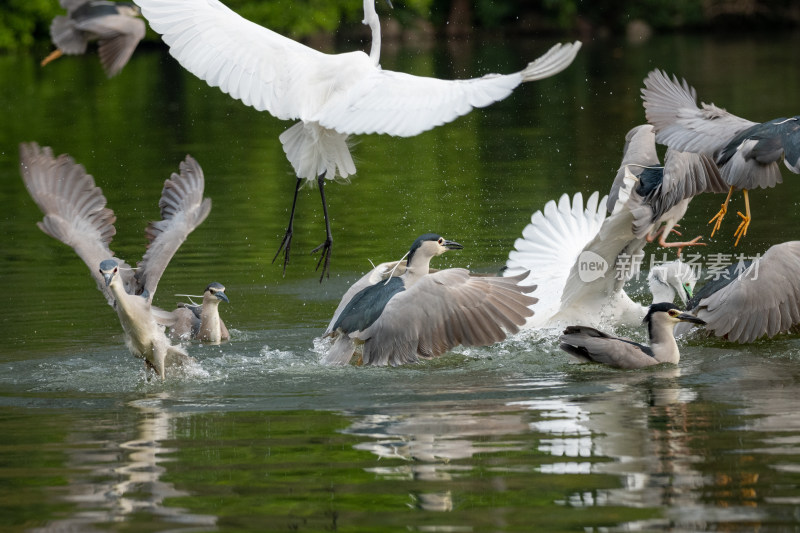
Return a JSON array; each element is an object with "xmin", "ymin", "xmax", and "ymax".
[{"xmin": 133, "ymin": 0, "xmax": 582, "ymax": 279}]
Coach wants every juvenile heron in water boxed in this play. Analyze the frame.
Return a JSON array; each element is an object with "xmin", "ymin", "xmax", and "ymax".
[
  {"xmin": 41, "ymin": 0, "xmax": 145, "ymax": 78},
  {"xmin": 323, "ymin": 234, "xmax": 537, "ymax": 366},
  {"xmin": 156, "ymin": 282, "xmax": 230, "ymax": 343},
  {"xmin": 559, "ymin": 303, "xmax": 706, "ymax": 369},
  {"xmin": 133, "ymin": 0, "xmax": 581, "ymax": 280},
  {"xmin": 674, "ymin": 241, "xmax": 800, "ymax": 343},
  {"xmin": 19, "ymin": 143, "xmax": 211, "ymax": 380},
  {"xmin": 642, "ymin": 69, "xmax": 800, "ymax": 246}
]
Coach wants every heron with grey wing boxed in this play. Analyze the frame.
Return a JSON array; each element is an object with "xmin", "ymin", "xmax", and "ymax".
[
  {"xmin": 42, "ymin": 0, "xmax": 146, "ymax": 78},
  {"xmin": 559, "ymin": 303, "xmax": 706, "ymax": 370},
  {"xmin": 19, "ymin": 142, "xmax": 211, "ymax": 380},
  {"xmin": 323, "ymin": 234, "xmax": 537, "ymax": 366},
  {"xmin": 157, "ymin": 282, "xmax": 230, "ymax": 343},
  {"xmin": 642, "ymin": 69, "xmax": 800, "ymax": 246}
]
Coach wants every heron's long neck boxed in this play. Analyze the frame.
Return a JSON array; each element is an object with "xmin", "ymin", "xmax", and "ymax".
[
  {"xmin": 199, "ymin": 300, "xmax": 222, "ymax": 342},
  {"xmin": 647, "ymin": 317, "xmax": 680, "ymax": 364},
  {"xmin": 363, "ymin": 0, "xmax": 381, "ymax": 65},
  {"xmin": 404, "ymin": 253, "xmax": 434, "ymax": 285}
]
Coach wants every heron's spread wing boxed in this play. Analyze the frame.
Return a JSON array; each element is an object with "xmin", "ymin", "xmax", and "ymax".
[
  {"xmin": 559, "ymin": 327, "xmax": 657, "ymax": 369},
  {"xmin": 76, "ymin": 15, "xmax": 146, "ymax": 77},
  {"xmin": 688, "ymin": 241, "xmax": 800, "ymax": 343},
  {"xmin": 135, "ymin": 156, "xmax": 211, "ymax": 302},
  {"xmin": 325, "ymin": 260, "xmax": 407, "ymax": 335},
  {"xmin": 606, "ymin": 125, "xmax": 659, "ymax": 213},
  {"xmin": 359, "ymin": 270, "xmax": 536, "ymax": 366},
  {"xmin": 505, "ymin": 191, "xmax": 606, "ymax": 325},
  {"xmin": 641, "ymin": 69, "xmax": 756, "ymax": 155},
  {"xmin": 18, "ymin": 142, "xmax": 134, "ymax": 306},
  {"xmin": 134, "ymin": 0, "xmax": 355, "ymax": 122},
  {"xmin": 316, "ymin": 41, "xmax": 582, "ymax": 137}
]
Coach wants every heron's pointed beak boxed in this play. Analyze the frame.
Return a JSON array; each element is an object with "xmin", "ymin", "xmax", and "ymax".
[
  {"xmin": 684, "ymin": 285, "xmax": 693, "ymax": 300},
  {"xmin": 677, "ymin": 312, "xmax": 705, "ymax": 326},
  {"xmin": 443, "ymin": 240, "xmax": 463, "ymax": 251},
  {"xmin": 216, "ymin": 292, "xmax": 230, "ymax": 303},
  {"xmin": 103, "ymin": 272, "xmax": 114, "ymax": 287}
]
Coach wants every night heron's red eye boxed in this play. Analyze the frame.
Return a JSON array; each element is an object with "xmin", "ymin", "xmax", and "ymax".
[{"xmin": 438, "ymin": 238, "xmax": 444, "ymax": 244}]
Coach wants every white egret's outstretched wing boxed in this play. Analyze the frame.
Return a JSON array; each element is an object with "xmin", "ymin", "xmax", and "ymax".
[
  {"xmin": 641, "ymin": 69, "xmax": 755, "ymax": 155},
  {"xmin": 317, "ymin": 41, "xmax": 582, "ymax": 137},
  {"xmin": 18, "ymin": 142, "xmax": 134, "ymax": 306},
  {"xmin": 134, "ymin": 0, "xmax": 580, "ymax": 137},
  {"xmin": 358, "ymin": 270, "xmax": 536, "ymax": 366},
  {"xmin": 680, "ymin": 241, "xmax": 800, "ymax": 343},
  {"xmin": 504, "ymin": 191, "xmax": 606, "ymax": 326},
  {"xmin": 135, "ymin": 156, "xmax": 211, "ymax": 302}
]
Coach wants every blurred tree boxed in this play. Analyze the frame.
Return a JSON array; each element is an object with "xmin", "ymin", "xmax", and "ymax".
[{"xmin": 0, "ymin": 0, "xmax": 59, "ymax": 51}]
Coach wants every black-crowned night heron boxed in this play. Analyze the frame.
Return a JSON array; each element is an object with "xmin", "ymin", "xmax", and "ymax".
[
  {"xmin": 134, "ymin": 0, "xmax": 581, "ymax": 280},
  {"xmin": 19, "ymin": 142, "xmax": 211, "ymax": 380},
  {"xmin": 559, "ymin": 302, "xmax": 706, "ymax": 369},
  {"xmin": 606, "ymin": 124, "xmax": 728, "ymax": 255},
  {"xmin": 157, "ymin": 282, "xmax": 230, "ymax": 343},
  {"xmin": 322, "ymin": 233, "xmax": 537, "ymax": 366},
  {"xmin": 41, "ymin": 1, "xmax": 145, "ymax": 78},
  {"xmin": 642, "ymin": 69, "xmax": 800, "ymax": 246},
  {"xmin": 505, "ymin": 188, "xmax": 698, "ymax": 329},
  {"xmin": 674, "ymin": 241, "xmax": 800, "ymax": 343}
]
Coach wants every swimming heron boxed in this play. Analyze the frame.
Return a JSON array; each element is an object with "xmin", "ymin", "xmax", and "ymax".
[
  {"xmin": 674, "ymin": 241, "xmax": 800, "ymax": 343},
  {"xmin": 323, "ymin": 234, "xmax": 537, "ymax": 366},
  {"xmin": 133, "ymin": 0, "xmax": 582, "ymax": 279},
  {"xmin": 559, "ymin": 303, "xmax": 706, "ymax": 369},
  {"xmin": 41, "ymin": 0, "xmax": 146, "ymax": 78},
  {"xmin": 19, "ymin": 143, "xmax": 211, "ymax": 380},
  {"xmin": 154, "ymin": 282, "xmax": 230, "ymax": 343},
  {"xmin": 606, "ymin": 124, "xmax": 727, "ymax": 255},
  {"xmin": 642, "ymin": 69, "xmax": 800, "ymax": 246}
]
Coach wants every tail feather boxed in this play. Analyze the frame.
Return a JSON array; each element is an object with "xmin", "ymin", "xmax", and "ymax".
[
  {"xmin": 321, "ymin": 334, "xmax": 356, "ymax": 366},
  {"xmin": 279, "ymin": 121, "xmax": 355, "ymax": 181}
]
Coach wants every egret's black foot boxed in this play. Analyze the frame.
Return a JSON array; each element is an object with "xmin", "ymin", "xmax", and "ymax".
[
  {"xmin": 272, "ymin": 227, "xmax": 293, "ymax": 275},
  {"xmin": 312, "ymin": 238, "xmax": 332, "ymax": 282}
]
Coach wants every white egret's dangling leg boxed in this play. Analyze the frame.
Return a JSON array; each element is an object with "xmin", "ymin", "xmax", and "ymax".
[
  {"xmin": 312, "ymin": 175, "xmax": 333, "ymax": 282},
  {"xmin": 273, "ymin": 177, "xmax": 304, "ymax": 274}
]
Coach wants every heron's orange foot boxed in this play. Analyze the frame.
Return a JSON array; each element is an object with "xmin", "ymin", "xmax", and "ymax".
[
  {"xmin": 670, "ymin": 228, "xmax": 683, "ymax": 236},
  {"xmin": 733, "ymin": 212, "xmax": 750, "ymax": 246},
  {"xmin": 708, "ymin": 205, "xmax": 727, "ymax": 237}
]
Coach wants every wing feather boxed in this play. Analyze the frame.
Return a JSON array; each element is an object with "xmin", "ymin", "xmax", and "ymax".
[
  {"xmin": 688, "ymin": 242, "xmax": 800, "ymax": 342},
  {"xmin": 135, "ymin": 155, "xmax": 211, "ymax": 301},
  {"xmin": 18, "ymin": 142, "xmax": 133, "ymax": 306},
  {"xmin": 641, "ymin": 69, "xmax": 756, "ymax": 156},
  {"xmin": 505, "ymin": 191, "xmax": 607, "ymax": 326},
  {"xmin": 358, "ymin": 270, "xmax": 536, "ymax": 365}
]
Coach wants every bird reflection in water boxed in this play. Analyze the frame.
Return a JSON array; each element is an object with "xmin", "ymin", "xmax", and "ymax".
[{"xmin": 31, "ymin": 393, "xmax": 216, "ymax": 531}]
